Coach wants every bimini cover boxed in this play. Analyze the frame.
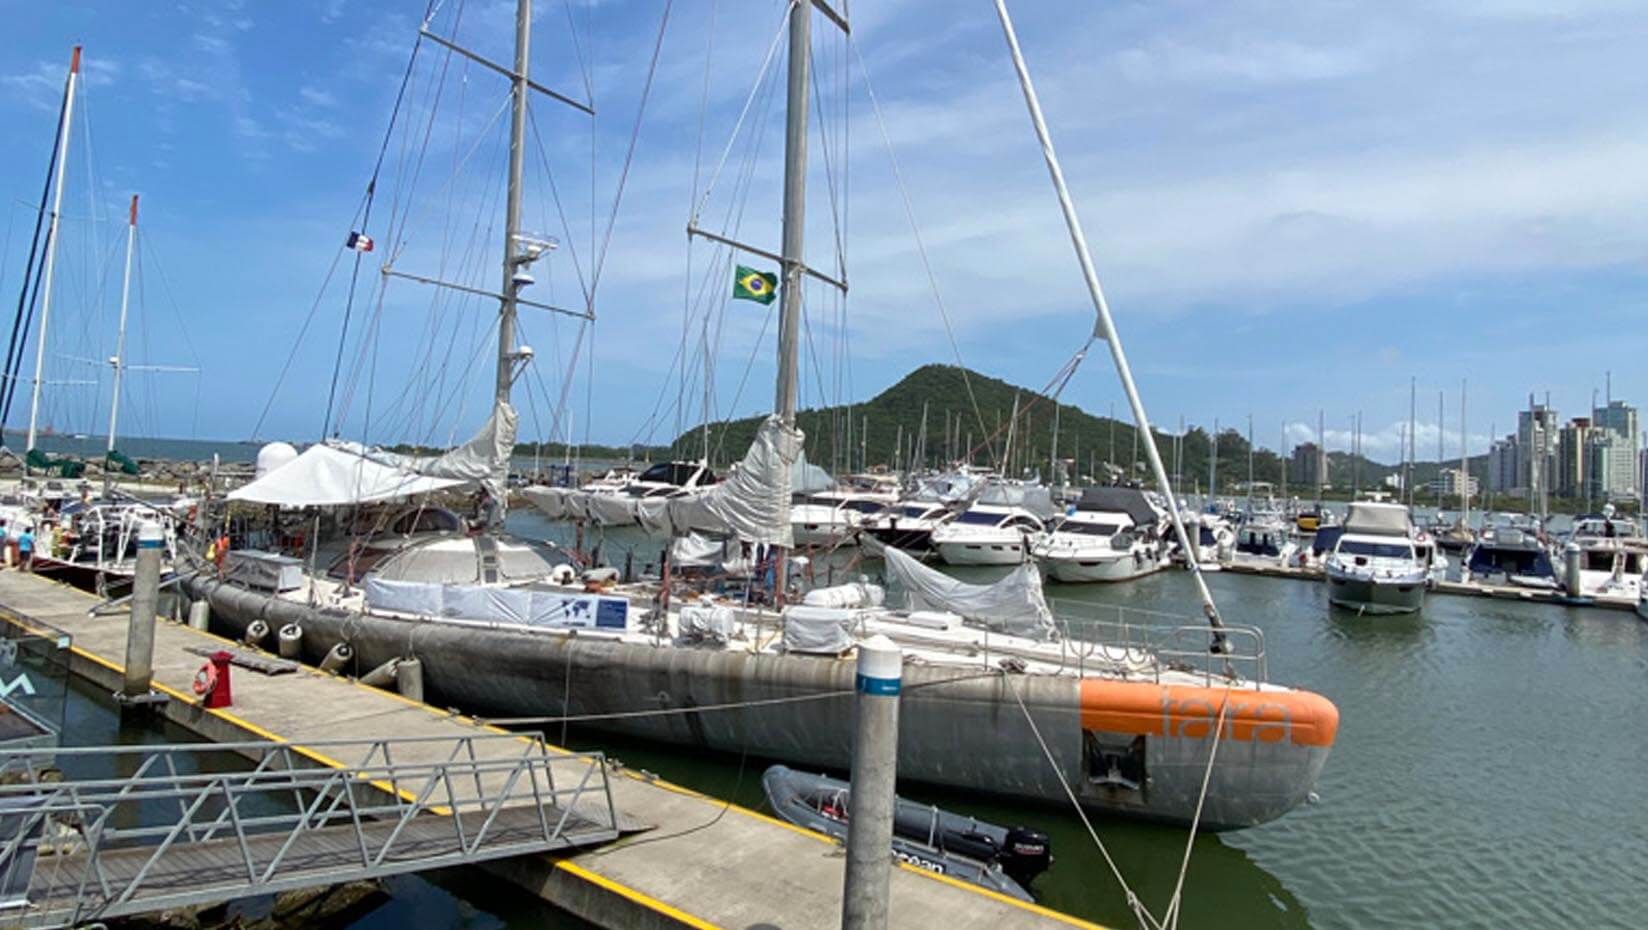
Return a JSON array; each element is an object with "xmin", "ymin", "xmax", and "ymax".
[
  {"xmin": 909, "ymin": 471, "xmax": 986, "ymax": 504},
  {"xmin": 1075, "ymin": 486, "xmax": 1159, "ymax": 527},
  {"xmin": 230, "ymin": 402, "xmax": 516, "ymax": 508},
  {"xmin": 978, "ymin": 481, "xmax": 1055, "ymax": 519},
  {"xmin": 524, "ymin": 415, "xmax": 803, "ymax": 547},
  {"xmin": 882, "ymin": 545, "xmax": 1055, "ymax": 638},
  {"xmin": 1344, "ymin": 502, "xmax": 1412, "ymax": 537}
]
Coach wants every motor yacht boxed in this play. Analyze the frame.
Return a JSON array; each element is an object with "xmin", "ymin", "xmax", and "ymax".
[
  {"xmin": 1462, "ymin": 513, "xmax": 1559, "ymax": 590},
  {"xmin": 1561, "ymin": 508, "xmax": 1647, "ymax": 600},
  {"xmin": 931, "ymin": 504, "xmax": 1047, "ymax": 566},
  {"xmin": 1032, "ymin": 486, "xmax": 1171, "ymax": 583},
  {"xmin": 1323, "ymin": 502, "xmax": 1429, "ymax": 614}
]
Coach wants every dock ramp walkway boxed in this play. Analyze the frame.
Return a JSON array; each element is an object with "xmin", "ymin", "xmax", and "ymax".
[{"xmin": 0, "ymin": 735, "xmax": 623, "ymax": 929}]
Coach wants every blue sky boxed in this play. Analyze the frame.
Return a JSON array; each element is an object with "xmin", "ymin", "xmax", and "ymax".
[{"xmin": 4, "ymin": 0, "xmax": 1646, "ymax": 462}]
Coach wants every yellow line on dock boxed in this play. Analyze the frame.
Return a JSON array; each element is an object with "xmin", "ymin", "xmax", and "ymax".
[{"xmin": 553, "ymin": 860, "xmax": 724, "ymax": 930}]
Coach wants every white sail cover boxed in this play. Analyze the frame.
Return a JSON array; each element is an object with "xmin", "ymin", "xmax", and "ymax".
[
  {"xmin": 881, "ymin": 545, "xmax": 1055, "ymax": 638},
  {"xmin": 228, "ymin": 403, "xmax": 516, "ymax": 508},
  {"xmin": 523, "ymin": 415, "xmax": 802, "ymax": 547}
]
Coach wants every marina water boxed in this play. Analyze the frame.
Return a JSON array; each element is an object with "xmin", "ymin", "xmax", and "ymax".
[{"xmin": 515, "ymin": 509, "xmax": 1648, "ymax": 930}]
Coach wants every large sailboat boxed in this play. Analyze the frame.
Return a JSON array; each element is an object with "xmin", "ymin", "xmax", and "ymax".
[{"xmin": 188, "ymin": 0, "xmax": 1339, "ymax": 831}]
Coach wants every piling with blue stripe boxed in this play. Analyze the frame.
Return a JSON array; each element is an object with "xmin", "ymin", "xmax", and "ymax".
[{"xmin": 843, "ymin": 634, "xmax": 903, "ymax": 930}]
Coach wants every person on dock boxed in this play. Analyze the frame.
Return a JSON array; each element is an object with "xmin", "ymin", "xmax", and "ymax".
[{"xmin": 17, "ymin": 524, "xmax": 35, "ymax": 573}]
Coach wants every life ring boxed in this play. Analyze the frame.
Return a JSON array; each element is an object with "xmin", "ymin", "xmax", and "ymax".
[{"xmin": 192, "ymin": 663, "xmax": 219, "ymax": 696}]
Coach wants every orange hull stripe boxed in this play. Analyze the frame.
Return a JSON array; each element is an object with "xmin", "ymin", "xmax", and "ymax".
[{"xmin": 1080, "ymin": 680, "xmax": 1339, "ymax": 748}]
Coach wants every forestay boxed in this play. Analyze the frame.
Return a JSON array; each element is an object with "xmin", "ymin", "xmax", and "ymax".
[{"xmin": 881, "ymin": 545, "xmax": 1055, "ymax": 638}]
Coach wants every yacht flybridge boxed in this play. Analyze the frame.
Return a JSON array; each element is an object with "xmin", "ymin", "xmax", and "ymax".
[{"xmin": 186, "ymin": 0, "xmax": 1339, "ymax": 832}]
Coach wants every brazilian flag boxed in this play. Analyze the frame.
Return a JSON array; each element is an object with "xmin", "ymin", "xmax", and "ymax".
[{"xmin": 733, "ymin": 265, "xmax": 778, "ymax": 305}]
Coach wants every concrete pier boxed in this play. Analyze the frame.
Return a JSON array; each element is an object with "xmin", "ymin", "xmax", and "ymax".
[{"xmin": 0, "ymin": 570, "xmax": 1104, "ymax": 930}]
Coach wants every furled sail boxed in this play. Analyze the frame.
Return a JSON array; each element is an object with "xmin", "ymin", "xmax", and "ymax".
[
  {"xmin": 228, "ymin": 402, "xmax": 516, "ymax": 508},
  {"xmin": 522, "ymin": 415, "xmax": 802, "ymax": 547},
  {"xmin": 880, "ymin": 545, "xmax": 1055, "ymax": 638}
]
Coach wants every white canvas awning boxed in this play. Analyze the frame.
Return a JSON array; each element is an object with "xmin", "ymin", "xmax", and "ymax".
[
  {"xmin": 227, "ymin": 443, "xmax": 469, "ymax": 507},
  {"xmin": 231, "ymin": 402, "xmax": 517, "ymax": 509}
]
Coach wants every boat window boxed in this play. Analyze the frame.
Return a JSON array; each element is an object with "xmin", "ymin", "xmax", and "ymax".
[
  {"xmin": 900, "ymin": 505, "xmax": 937, "ymax": 519},
  {"xmin": 955, "ymin": 510, "xmax": 1005, "ymax": 526},
  {"xmin": 1060, "ymin": 522, "xmax": 1121, "ymax": 537},
  {"xmin": 843, "ymin": 500, "xmax": 888, "ymax": 515},
  {"xmin": 1339, "ymin": 540, "xmax": 1413, "ymax": 559}
]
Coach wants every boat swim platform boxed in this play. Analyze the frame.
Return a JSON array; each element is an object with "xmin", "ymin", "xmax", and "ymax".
[
  {"xmin": 0, "ymin": 570, "xmax": 1107, "ymax": 930},
  {"xmin": 1218, "ymin": 560, "xmax": 1638, "ymax": 611}
]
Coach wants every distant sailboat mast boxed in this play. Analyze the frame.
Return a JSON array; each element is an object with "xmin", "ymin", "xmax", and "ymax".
[
  {"xmin": 104, "ymin": 194, "xmax": 137, "ymax": 493},
  {"xmin": 26, "ymin": 46, "xmax": 82, "ymax": 459}
]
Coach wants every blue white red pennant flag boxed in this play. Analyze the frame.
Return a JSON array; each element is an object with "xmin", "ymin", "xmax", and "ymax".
[{"xmin": 345, "ymin": 231, "xmax": 374, "ymax": 252}]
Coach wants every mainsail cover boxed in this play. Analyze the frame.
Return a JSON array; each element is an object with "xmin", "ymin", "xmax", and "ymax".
[
  {"xmin": 881, "ymin": 545, "xmax": 1055, "ymax": 638},
  {"xmin": 522, "ymin": 415, "xmax": 802, "ymax": 547},
  {"xmin": 228, "ymin": 402, "xmax": 516, "ymax": 508}
]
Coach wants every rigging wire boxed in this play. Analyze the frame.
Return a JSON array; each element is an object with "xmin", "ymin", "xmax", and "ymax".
[
  {"xmin": 322, "ymin": 2, "xmax": 437, "ymax": 440},
  {"xmin": 0, "ymin": 82, "xmax": 68, "ymax": 430},
  {"xmin": 849, "ymin": 38, "xmax": 996, "ymax": 470}
]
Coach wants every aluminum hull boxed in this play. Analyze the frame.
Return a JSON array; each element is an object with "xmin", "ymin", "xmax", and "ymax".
[{"xmin": 184, "ymin": 573, "xmax": 1337, "ymax": 831}]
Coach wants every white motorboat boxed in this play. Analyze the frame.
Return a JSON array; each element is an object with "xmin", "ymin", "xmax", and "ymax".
[
  {"xmin": 1032, "ymin": 486, "xmax": 1171, "ymax": 583},
  {"xmin": 790, "ymin": 488, "xmax": 899, "ymax": 549},
  {"xmin": 931, "ymin": 503, "xmax": 1046, "ymax": 566},
  {"xmin": 1323, "ymin": 502, "xmax": 1428, "ymax": 615},
  {"xmin": 859, "ymin": 500, "xmax": 955, "ymax": 553},
  {"xmin": 1561, "ymin": 508, "xmax": 1647, "ymax": 601}
]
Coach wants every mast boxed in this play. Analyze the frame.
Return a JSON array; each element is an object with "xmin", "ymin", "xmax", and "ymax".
[
  {"xmin": 494, "ymin": 0, "xmax": 530, "ymax": 407},
  {"xmin": 773, "ymin": 0, "xmax": 811, "ymax": 425},
  {"xmin": 26, "ymin": 46, "xmax": 82, "ymax": 456},
  {"xmin": 1436, "ymin": 390, "xmax": 1444, "ymax": 510},
  {"xmin": 1459, "ymin": 379, "xmax": 1469, "ymax": 525},
  {"xmin": 1208, "ymin": 417, "xmax": 1218, "ymax": 503},
  {"xmin": 105, "ymin": 194, "xmax": 137, "ymax": 492},
  {"xmin": 1245, "ymin": 414, "xmax": 1254, "ymax": 514},
  {"xmin": 1406, "ymin": 376, "xmax": 1416, "ymax": 508},
  {"xmin": 1316, "ymin": 410, "xmax": 1324, "ymax": 502},
  {"xmin": 993, "ymin": 0, "xmax": 1228, "ymax": 639}
]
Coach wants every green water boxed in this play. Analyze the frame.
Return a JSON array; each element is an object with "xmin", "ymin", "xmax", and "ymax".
[{"xmin": 517, "ymin": 510, "xmax": 1648, "ymax": 929}]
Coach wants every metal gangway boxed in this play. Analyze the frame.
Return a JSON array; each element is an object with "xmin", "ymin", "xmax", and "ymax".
[{"xmin": 0, "ymin": 734, "xmax": 624, "ymax": 929}]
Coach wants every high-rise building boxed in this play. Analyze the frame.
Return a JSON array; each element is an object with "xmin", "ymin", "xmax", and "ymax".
[
  {"xmin": 1290, "ymin": 442, "xmax": 1327, "ymax": 488},
  {"xmin": 1517, "ymin": 403, "xmax": 1558, "ymax": 497},
  {"xmin": 1588, "ymin": 433, "xmax": 1639, "ymax": 503},
  {"xmin": 1487, "ymin": 436, "xmax": 1519, "ymax": 494},
  {"xmin": 1555, "ymin": 418, "xmax": 1591, "ymax": 500},
  {"xmin": 1592, "ymin": 401, "xmax": 1640, "ymax": 500}
]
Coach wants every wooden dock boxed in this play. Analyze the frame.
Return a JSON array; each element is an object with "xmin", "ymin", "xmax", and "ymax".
[{"xmin": 0, "ymin": 570, "xmax": 1105, "ymax": 930}]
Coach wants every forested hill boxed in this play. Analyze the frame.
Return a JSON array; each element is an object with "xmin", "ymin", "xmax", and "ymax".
[{"xmin": 665, "ymin": 364, "xmax": 1471, "ymax": 494}]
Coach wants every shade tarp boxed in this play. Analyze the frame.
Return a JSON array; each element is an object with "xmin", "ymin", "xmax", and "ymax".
[
  {"xmin": 1344, "ymin": 502, "xmax": 1412, "ymax": 537},
  {"xmin": 978, "ymin": 481, "xmax": 1055, "ymax": 519},
  {"xmin": 524, "ymin": 415, "xmax": 803, "ymax": 547},
  {"xmin": 881, "ymin": 545, "xmax": 1055, "ymax": 638},
  {"xmin": 227, "ymin": 443, "xmax": 469, "ymax": 507},
  {"xmin": 230, "ymin": 402, "xmax": 516, "ymax": 508}
]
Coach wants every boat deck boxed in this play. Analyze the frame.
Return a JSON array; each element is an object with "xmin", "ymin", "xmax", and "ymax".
[{"xmin": 0, "ymin": 570, "xmax": 1105, "ymax": 930}]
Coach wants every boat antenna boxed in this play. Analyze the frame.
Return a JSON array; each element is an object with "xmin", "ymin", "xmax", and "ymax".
[{"xmin": 991, "ymin": 1, "xmax": 1229, "ymax": 647}]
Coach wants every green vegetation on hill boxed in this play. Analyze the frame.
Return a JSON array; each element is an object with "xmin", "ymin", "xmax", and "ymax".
[{"xmin": 662, "ymin": 363, "xmax": 1482, "ymax": 496}]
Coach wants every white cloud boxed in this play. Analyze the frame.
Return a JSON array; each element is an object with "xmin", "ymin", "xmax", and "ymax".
[{"xmin": 299, "ymin": 85, "xmax": 337, "ymax": 108}]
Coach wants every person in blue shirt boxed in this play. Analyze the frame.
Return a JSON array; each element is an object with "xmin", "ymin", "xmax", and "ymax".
[{"xmin": 16, "ymin": 526, "xmax": 34, "ymax": 572}]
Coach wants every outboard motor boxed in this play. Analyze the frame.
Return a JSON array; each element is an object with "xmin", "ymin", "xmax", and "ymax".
[{"xmin": 998, "ymin": 826, "xmax": 1053, "ymax": 889}]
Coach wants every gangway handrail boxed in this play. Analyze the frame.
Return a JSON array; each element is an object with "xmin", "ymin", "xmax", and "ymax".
[{"xmin": 0, "ymin": 735, "xmax": 621, "ymax": 929}]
